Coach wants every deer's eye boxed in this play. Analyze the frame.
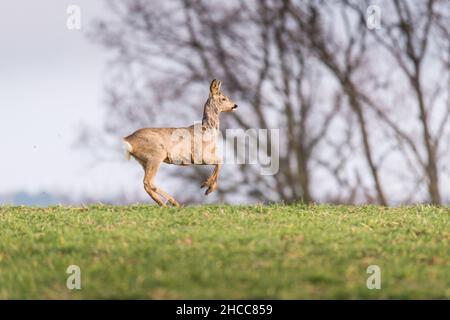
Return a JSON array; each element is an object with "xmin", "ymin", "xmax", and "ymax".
[{"xmin": 221, "ymin": 98, "xmax": 226, "ymax": 101}]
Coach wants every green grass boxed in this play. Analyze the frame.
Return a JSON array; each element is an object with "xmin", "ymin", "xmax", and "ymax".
[{"xmin": 0, "ymin": 204, "xmax": 448, "ymax": 299}]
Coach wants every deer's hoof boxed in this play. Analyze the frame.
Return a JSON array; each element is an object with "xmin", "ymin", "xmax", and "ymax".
[
  {"xmin": 205, "ymin": 183, "xmax": 218, "ymax": 196},
  {"xmin": 201, "ymin": 180, "xmax": 211, "ymax": 189}
]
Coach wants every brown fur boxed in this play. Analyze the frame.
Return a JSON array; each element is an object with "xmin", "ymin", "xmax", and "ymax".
[{"xmin": 123, "ymin": 79, "xmax": 237, "ymax": 207}]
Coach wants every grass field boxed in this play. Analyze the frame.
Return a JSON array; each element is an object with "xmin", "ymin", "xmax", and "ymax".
[{"xmin": 0, "ymin": 204, "xmax": 448, "ymax": 299}]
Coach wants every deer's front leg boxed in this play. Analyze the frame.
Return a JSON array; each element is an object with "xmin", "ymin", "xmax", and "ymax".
[{"xmin": 201, "ymin": 163, "xmax": 221, "ymax": 195}]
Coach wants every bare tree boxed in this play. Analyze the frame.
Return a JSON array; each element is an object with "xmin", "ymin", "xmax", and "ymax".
[
  {"xmin": 87, "ymin": 0, "xmax": 450, "ymax": 205},
  {"xmin": 90, "ymin": 0, "xmax": 338, "ymax": 204},
  {"xmin": 283, "ymin": 0, "xmax": 450, "ymax": 204},
  {"xmin": 284, "ymin": 1, "xmax": 388, "ymax": 204},
  {"xmin": 343, "ymin": 0, "xmax": 450, "ymax": 204}
]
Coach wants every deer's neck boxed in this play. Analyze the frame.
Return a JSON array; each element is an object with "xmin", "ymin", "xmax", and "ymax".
[{"xmin": 202, "ymin": 98, "xmax": 220, "ymax": 129}]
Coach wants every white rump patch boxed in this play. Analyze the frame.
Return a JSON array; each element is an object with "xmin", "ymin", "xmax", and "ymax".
[{"xmin": 123, "ymin": 140, "xmax": 133, "ymax": 160}]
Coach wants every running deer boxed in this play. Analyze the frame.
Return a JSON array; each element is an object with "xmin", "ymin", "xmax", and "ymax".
[{"xmin": 123, "ymin": 79, "xmax": 238, "ymax": 207}]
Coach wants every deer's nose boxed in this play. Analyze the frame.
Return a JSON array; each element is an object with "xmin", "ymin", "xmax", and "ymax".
[{"xmin": 232, "ymin": 104, "xmax": 238, "ymax": 109}]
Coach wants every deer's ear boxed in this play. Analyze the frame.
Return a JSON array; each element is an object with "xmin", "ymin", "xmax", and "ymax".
[{"xmin": 210, "ymin": 79, "xmax": 222, "ymax": 95}]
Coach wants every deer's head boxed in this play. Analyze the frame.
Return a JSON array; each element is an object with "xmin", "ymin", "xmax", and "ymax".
[{"xmin": 209, "ymin": 79, "xmax": 238, "ymax": 112}]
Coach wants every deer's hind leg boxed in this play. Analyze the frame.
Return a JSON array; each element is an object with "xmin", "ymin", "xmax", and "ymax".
[
  {"xmin": 143, "ymin": 160, "xmax": 180, "ymax": 208},
  {"xmin": 154, "ymin": 187, "xmax": 180, "ymax": 208},
  {"xmin": 143, "ymin": 160, "xmax": 166, "ymax": 207}
]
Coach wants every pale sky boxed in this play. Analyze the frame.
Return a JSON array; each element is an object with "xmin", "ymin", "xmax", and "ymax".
[
  {"xmin": 0, "ymin": 0, "xmax": 149, "ymax": 202},
  {"xmin": 1, "ymin": 1, "xmax": 447, "ymax": 205}
]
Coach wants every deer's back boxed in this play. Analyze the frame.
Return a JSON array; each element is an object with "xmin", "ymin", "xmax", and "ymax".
[
  {"xmin": 124, "ymin": 128, "xmax": 172, "ymax": 161},
  {"xmin": 125, "ymin": 125, "xmax": 218, "ymax": 165}
]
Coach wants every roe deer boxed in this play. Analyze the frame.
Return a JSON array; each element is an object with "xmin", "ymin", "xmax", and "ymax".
[{"xmin": 123, "ymin": 79, "xmax": 238, "ymax": 207}]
